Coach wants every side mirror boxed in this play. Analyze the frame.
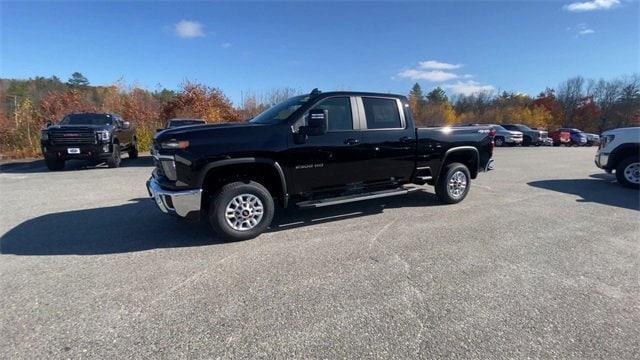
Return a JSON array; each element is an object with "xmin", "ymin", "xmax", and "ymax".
[
  {"xmin": 301, "ymin": 109, "xmax": 328, "ymax": 136},
  {"xmin": 122, "ymin": 121, "xmax": 131, "ymax": 130}
]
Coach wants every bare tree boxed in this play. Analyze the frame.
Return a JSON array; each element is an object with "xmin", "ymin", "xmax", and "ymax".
[
  {"xmin": 591, "ymin": 78, "xmax": 623, "ymax": 132},
  {"xmin": 557, "ymin": 76, "xmax": 585, "ymax": 127}
]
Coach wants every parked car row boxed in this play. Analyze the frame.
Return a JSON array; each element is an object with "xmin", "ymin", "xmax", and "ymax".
[{"xmin": 467, "ymin": 124, "xmax": 602, "ymax": 148}]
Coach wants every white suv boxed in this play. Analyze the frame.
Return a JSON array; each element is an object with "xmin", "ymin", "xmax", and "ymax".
[{"xmin": 595, "ymin": 127, "xmax": 640, "ymax": 189}]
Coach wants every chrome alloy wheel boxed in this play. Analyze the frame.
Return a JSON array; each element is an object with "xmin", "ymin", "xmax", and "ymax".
[
  {"xmin": 623, "ymin": 162, "xmax": 640, "ymax": 185},
  {"xmin": 447, "ymin": 171, "xmax": 468, "ymax": 198},
  {"xmin": 225, "ymin": 194, "xmax": 264, "ymax": 231}
]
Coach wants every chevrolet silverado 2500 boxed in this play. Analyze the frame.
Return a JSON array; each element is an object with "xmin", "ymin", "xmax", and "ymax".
[{"xmin": 147, "ymin": 90, "xmax": 495, "ymax": 241}]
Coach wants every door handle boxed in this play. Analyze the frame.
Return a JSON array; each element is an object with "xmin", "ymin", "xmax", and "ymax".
[
  {"xmin": 344, "ymin": 138, "xmax": 359, "ymax": 145},
  {"xmin": 399, "ymin": 136, "xmax": 412, "ymax": 143}
]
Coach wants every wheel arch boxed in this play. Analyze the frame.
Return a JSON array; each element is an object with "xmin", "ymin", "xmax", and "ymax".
[
  {"xmin": 609, "ymin": 143, "xmax": 640, "ymax": 169},
  {"xmin": 436, "ymin": 146, "xmax": 479, "ymax": 182},
  {"xmin": 198, "ymin": 158, "xmax": 289, "ymax": 207}
]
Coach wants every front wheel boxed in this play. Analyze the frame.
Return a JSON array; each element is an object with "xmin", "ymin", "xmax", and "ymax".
[
  {"xmin": 106, "ymin": 145, "xmax": 121, "ymax": 168},
  {"xmin": 208, "ymin": 181, "xmax": 275, "ymax": 241},
  {"xmin": 616, "ymin": 157, "xmax": 640, "ymax": 189},
  {"xmin": 435, "ymin": 162, "xmax": 471, "ymax": 204}
]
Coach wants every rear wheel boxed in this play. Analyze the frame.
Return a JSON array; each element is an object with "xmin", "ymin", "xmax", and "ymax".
[
  {"xmin": 616, "ymin": 157, "xmax": 640, "ymax": 189},
  {"xmin": 106, "ymin": 145, "xmax": 121, "ymax": 168},
  {"xmin": 435, "ymin": 162, "xmax": 471, "ymax": 204},
  {"xmin": 522, "ymin": 136, "xmax": 532, "ymax": 146},
  {"xmin": 494, "ymin": 137, "xmax": 505, "ymax": 147},
  {"xmin": 45, "ymin": 158, "xmax": 65, "ymax": 171},
  {"xmin": 208, "ymin": 181, "xmax": 275, "ymax": 241}
]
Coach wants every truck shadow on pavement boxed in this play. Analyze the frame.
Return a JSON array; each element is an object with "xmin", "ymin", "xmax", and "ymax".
[
  {"xmin": 0, "ymin": 155, "xmax": 153, "ymax": 174},
  {"xmin": 527, "ymin": 174, "xmax": 640, "ymax": 211},
  {"xmin": 1, "ymin": 191, "xmax": 440, "ymax": 256}
]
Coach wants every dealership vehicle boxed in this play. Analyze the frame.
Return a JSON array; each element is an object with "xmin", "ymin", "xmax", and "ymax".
[
  {"xmin": 147, "ymin": 90, "xmax": 495, "ymax": 241},
  {"xmin": 40, "ymin": 113, "xmax": 137, "ymax": 170},
  {"xmin": 556, "ymin": 128, "xmax": 588, "ymax": 146},
  {"xmin": 165, "ymin": 118, "xmax": 206, "ymax": 129},
  {"xmin": 549, "ymin": 129, "xmax": 571, "ymax": 146},
  {"xmin": 585, "ymin": 133, "xmax": 600, "ymax": 146},
  {"xmin": 467, "ymin": 124, "xmax": 522, "ymax": 147},
  {"xmin": 595, "ymin": 127, "xmax": 640, "ymax": 189},
  {"xmin": 502, "ymin": 124, "xmax": 548, "ymax": 146}
]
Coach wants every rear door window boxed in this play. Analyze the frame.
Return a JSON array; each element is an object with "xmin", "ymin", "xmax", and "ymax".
[{"xmin": 362, "ymin": 97, "xmax": 402, "ymax": 129}]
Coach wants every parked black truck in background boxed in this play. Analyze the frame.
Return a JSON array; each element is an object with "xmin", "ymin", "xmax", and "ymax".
[
  {"xmin": 41, "ymin": 113, "xmax": 138, "ymax": 170},
  {"xmin": 148, "ymin": 90, "xmax": 495, "ymax": 241}
]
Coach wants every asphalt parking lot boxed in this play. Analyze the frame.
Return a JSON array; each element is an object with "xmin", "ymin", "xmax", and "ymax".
[{"xmin": 1, "ymin": 147, "xmax": 638, "ymax": 358}]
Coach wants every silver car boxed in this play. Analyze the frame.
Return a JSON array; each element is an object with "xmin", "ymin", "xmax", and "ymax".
[{"xmin": 468, "ymin": 124, "xmax": 523, "ymax": 147}]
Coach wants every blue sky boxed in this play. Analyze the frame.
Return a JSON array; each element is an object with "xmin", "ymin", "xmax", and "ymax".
[{"xmin": 1, "ymin": 0, "xmax": 638, "ymax": 104}]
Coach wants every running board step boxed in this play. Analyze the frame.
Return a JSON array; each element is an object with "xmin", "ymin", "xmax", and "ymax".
[{"xmin": 296, "ymin": 187, "xmax": 419, "ymax": 208}]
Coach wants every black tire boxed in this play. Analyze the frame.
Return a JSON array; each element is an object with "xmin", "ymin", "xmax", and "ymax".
[
  {"xmin": 615, "ymin": 156, "xmax": 640, "ymax": 189},
  {"xmin": 208, "ymin": 181, "xmax": 275, "ymax": 241},
  {"xmin": 128, "ymin": 141, "xmax": 139, "ymax": 159},
  {"xmin": 522, "ymin": 136, "xmax": 532, "ymax": 146},
  {"xmin": 435, "ymin": 162, "xmax": 471, "ymax": 204},
  {"xmin": 553, "ymin": 142, "xmax": 560, "ymax": 147},
  {"xmin": 45, "ymin": 158, "xmax": 65, "ymax": 171},
  {"xmin": 494, "ymin": 137, "xmax": 505, "ymax": 147},
  {"xmin": 106, "ymin": 145, "xmax": 121, "ymax": 168}
]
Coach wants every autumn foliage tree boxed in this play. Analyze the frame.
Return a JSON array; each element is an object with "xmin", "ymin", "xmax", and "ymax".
[{"xmin": 162, "ymin": 82, "xmax": 240, "ymax": 123}]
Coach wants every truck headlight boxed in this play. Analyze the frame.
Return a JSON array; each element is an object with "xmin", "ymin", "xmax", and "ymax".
[
  {"xmin": 40, "ymin": 131, "xmax": 49, "ymax": 141},
  {"xmin": 97, "ymin": 130, "xmax": 110, "ymax": 141},
  {"xmin": 161, "ymin": 139, "xmax": 190, "ymax": 149}
]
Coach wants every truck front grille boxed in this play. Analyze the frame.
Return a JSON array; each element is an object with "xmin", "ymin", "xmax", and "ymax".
[{"xmin": 49, "ymin": 129, "xmax": 96, "ymax": 145}]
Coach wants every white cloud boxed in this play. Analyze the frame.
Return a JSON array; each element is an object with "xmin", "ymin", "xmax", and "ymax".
[
  {"xmin": 418, "ymin": 60, "xmax": 463, "ymax": 70},
  {"xmin": 564, "ymin": 0, "xmax": 619, "ymax": 12},
  {"xmin": 568, "ymin": 23, "xmax": 597, "ymax": 37},
  {"xmin": 174, "ymin": 20, "xmax": 205, "ymax": 38},
  {"xmin": 398, "ymin": 69, "xmax": 459, "ymax": 82},
  {"xmin": 578, "ymin": 28, "xmax": 595, "ymax": 35},
  {"xmin": 221, "ymin": 42, "xmax": 232, "ymax": 48},
  {"xmin": 443, "ymin": 81, "xmax": 495, "ymax": 96}
]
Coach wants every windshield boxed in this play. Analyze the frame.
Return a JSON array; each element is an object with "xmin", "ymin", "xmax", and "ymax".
[
  {"xmin": 517, "ymin": 125, "xmax": 532, "ymax": 131},
  {"xmin": 249, "ymin": 95, "xmax": 309, "ymax": 125},
  {"xmin": 492, "ymin": 125, "xmax": 507, "ymax": 131},
  {"xmin": 59, "ymin": 113, "xmax": 113, "ymax": 126}
]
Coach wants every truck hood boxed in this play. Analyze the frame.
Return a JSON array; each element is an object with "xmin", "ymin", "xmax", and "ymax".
[
  {"xmin": 601, "ymin": 127, "xmax": 640, "ymax": 137},
  {"xmin": 155, "ymin": 122, "xmax": 257, "ymax": 140}
]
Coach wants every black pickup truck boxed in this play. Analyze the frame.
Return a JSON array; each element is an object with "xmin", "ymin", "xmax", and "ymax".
[
  {"xmin": 148, "ymin": 90, "xmax": 495, "ymax": 241},
  {"xmin": 40, "ymin": 113, "xmax": 138, "ymax": 170}
]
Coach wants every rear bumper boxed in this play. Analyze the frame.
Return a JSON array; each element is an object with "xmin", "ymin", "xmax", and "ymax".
[
  {"xmin": 483, "ymin": 158, "xmax": 495, "ymax": 172},
  {"xmin": 146, "ymin": 177, "xmax": 202, "ymax": 218}
]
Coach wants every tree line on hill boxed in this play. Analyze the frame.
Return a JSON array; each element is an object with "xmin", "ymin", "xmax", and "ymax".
[{"xmin": 0, "ymin": 72, "xmax": 638, "ymax": 158}]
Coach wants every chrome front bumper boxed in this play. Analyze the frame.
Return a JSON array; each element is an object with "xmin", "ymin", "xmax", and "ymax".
[{"xmin": 146, "ymin": 177, "xmax": 202, "ymax": 217}]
